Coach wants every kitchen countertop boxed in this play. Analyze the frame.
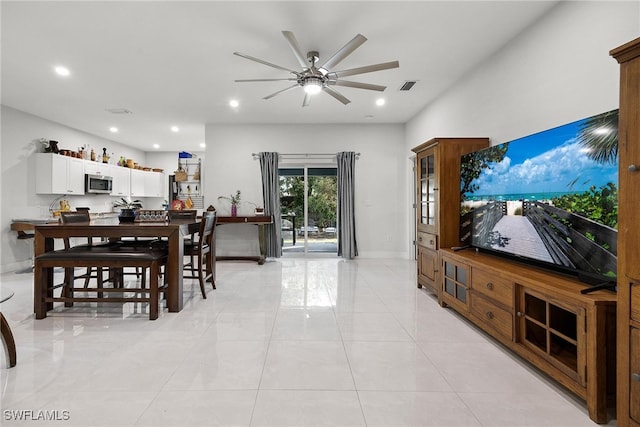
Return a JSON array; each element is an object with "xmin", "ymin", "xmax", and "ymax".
[{"xmin": 11, "ymin": 212, "xmax": 119, "ymax": 226}]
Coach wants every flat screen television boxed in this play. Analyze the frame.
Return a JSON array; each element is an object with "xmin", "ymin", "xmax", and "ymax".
[{"xmin": 459, "ymin": 110, "xmax": 618, "ymax": 291}]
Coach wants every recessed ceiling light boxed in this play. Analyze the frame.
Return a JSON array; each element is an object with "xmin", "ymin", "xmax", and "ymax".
[
  {"xmin": 54, "ymin": 66, "xmax": 70, "ymax": 77},
  {"xmin": 109, "ymin": 127, "xmax": 118, "ymax": 133},
  {"xmin": 153, "ymin": 143, "xmax": 160, "ymax": 149},
  {"xmin": 376, "ymin": 98, "xmax": 386, "ymax": 106},
  {"xmin": 200, "ymin": 142, "xmax": 206, "ymax": 148},
  {"xmin": 171, "ymin": 126, "xmax": 179, "ymax": 132},
  {"xmin": 229, "ymin": 99, "xmax": 239, "ymax": 108}
]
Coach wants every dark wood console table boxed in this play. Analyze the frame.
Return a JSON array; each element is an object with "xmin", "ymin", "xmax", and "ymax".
[{"xmin": 216, "ymin": 215, "xmax": 273, "ymax": 265}]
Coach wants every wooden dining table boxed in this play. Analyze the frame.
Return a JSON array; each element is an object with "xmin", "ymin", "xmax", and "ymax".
[{"xmin": 33, "ymin": 216, "xmax": 198, "ymax": 314}]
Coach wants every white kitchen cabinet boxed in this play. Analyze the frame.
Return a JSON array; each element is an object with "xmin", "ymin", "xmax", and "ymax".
[
  {"xmin": 35, "ymin": 153, "xmax": 85, "ymax": 195},
  {"xmin": 83, "ymin": 161, "xmax": 111, "ymax": 177},
  {"xmin": 110, "ymin": 166, "xmax": 131, "ymax": 197},
  {"xmin": 130, "ymin": 169, "xmax": 146, "ymax": 197},
  {"xmin": 144, "ymin": 171, "xmax": 164, "ymax": 197},
  {"xmin": 130, "ymin": 169, "xmax": 164, "ymax": 198}
]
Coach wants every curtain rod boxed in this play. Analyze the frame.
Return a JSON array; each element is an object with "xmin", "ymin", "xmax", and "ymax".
[{"xmin": 252, "ymin": 152, "xmax": 360, "ymax": 159}]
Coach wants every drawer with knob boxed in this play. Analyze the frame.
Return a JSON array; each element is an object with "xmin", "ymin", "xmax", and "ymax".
[
  {"xmin": 417, "ymin": 232, "xmax": 437, "ymax": 250},
  {"xmin": 471, "ymin": 268, "xmax": 513, "ymax": 308},
  {"xmin": 470, "ymin": 293, "xmax": 513, "ymax": 341}
]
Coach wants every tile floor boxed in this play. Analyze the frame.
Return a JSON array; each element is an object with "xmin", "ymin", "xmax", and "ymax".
[{"xmin": 0, "ymin": 258, "xmax": 613, "ymax": 426}]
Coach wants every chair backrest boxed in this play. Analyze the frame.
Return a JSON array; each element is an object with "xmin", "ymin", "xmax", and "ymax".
[
  {"xmin": 59, "ymin": 211, "xmax": 90, "ymax": 224},
  {"xmin": 168, "ymin": 209, "xmax": 197, "ymax": 221},
  {"xmin": 198, "ymin": 211, "xmax": 217, "ymax": 250},
  {"xmin": 59, "ymin": 211, "xmax": 91, "ymax": 248}
]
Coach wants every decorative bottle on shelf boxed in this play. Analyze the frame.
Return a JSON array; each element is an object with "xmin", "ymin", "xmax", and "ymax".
[
  {"xmin": 231, "ymin": 204, "xmax": 238, "ymax": 217},
  {"xmin": 90, "ymin": 148, "xmax": 96, "ymax": 161}
]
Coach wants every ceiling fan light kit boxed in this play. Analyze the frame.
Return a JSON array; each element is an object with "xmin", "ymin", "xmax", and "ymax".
[
  {"xmin": 303, "ymin": 77, "xmax": 323, "ymax": 95},
  {"xmin": 234, "ymin": 30, "xmax": 399, "ymax": 107}
]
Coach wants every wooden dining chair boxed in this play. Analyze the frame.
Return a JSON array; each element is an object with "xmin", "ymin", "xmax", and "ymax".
[
  {"xmin": 58, "ymin": 211, "xmax": 105, "ymax": 302},
  {"xmin": 168, "ymin": 209, "xmax": 198, "ymax": 221},
  {"xmin": 168, "ymin": 209, "xmax": 198, "ymax": 268},
  {"xmin": 60, "ymin": 211, "xmax": 141, "ymax": 289},
  {"xmin": 59, "ymin": 211, "xmax": 103, "ymax": 285},
  {"xmin": 183, "ymin": 211, "xmax": 216, "ymax": 298}
]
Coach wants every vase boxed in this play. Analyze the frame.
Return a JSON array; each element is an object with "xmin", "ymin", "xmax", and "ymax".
[
  {"xmin": 231, "ymin": 204, "xmax": 238, "ymax": 217},
  {"xmin": 118, "ymin": 208, "xmax": 137, "ymax": 223}
]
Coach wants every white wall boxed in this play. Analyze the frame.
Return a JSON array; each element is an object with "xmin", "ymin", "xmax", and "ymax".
[
  {"xmin": 406, "ymin": 1, "xmax": 639, "ymax": 148},
  {"xmin": 0, "ymin": 106, "xmax": 148, "ymax": 272},
  {"xmin": 404, "ymin": 1, "xmax": 639, "ymax": 253},
  {"xmin": 204, "ymin": 123, "xmax": 407, "ymax": 258}
]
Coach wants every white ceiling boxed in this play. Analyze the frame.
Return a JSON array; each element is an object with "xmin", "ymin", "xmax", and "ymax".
[{"xmin": 1, "ymin": 1, "xmax": 559, "ymax": 152}]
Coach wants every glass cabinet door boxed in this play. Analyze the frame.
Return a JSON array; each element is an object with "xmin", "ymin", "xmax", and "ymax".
[
  {"xmin": 418, "ymin": 149, "xmax": 437, "ymax": 232},
  {"xmin": 517, "ymin": 288, "xmax": 585, "ymax": 385}
]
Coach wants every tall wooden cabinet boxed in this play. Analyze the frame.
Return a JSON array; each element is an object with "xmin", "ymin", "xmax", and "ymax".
[
  {"xmin": 412, "ymin": 137, "xmax": 489, "ymax": 295},
  {"xmin": 611, "ymin": 37, "xmax": 640, "ymax": 427}
]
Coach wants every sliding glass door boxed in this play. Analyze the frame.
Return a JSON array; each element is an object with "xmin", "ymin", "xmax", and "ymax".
[{"xmin": 280, "ymin": 167, "xmax": 337, "ymax": 255}]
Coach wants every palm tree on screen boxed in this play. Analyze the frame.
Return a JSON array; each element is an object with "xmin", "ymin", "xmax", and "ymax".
[{"xmin": 576, "ymin": 110, "xmax": 618, "ymax": 164}]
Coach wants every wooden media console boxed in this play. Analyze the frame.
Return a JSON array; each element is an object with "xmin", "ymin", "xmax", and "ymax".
[{"xmin": 439, "ymin": 248, "xmax": 616, "ymax": 424}]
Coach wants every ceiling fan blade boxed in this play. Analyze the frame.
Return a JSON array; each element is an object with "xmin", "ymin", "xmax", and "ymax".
[
  {"xmin": 323, "ymin": 86, "xmax": 351, "ymax": 105},
  {"xmin": 282, "ymin": 31, "xmax": 309, "ymax": 69},
  {"xmin": 327, "ymin": 61, "xmax": 399, "ymax": 79},
  {"xmin": 235, "ymin": 78, "xmax": 298, "ymax": 82},
  {"xmin": 263, "ymin": 83, "xmax": 300, "ymax": 100},
  {"xmin": 302, "ymin": 92, "xmax": 312, "ymax": 107},
  {"xmin": 234, "ymin": 52, "xmax": 301, "ymax": 75},
  {"xmin": 319, "ymin": 34, "xmax": 367, "ymax": 72},
  {"xmin": 329, "ymin": 80, "xmax": 386, "ymax": 91}
]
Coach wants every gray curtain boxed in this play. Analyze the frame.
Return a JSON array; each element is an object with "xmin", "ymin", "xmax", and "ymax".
[
  {"xmin": 337, "ymin": 151, "xmax": 358, "ymax": 259},
  {"xmin": 259, "ymin": 152, "xmax": 281, "ymax": 258}
]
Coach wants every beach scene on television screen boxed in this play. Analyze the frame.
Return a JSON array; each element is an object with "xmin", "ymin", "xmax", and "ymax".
[{"xmin": 460, "ymin": 109, "xmax": 618, "ymax": 279}]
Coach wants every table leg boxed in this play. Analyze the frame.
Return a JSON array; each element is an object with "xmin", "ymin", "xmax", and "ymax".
[
  {"xmin": 1, "ymin": 312, "xmax": 17, "ymax": 367},
  {"xmin": 258, "ymin": 224, "xmax": 266, "ymax": 265},
  {"xmin": 34, "ymin": 233, "xmax": 55, "ymax": 314},
  {"xmin": 165, "ymin": 229, "xmax": 184, "ymax": 312},
  {"xmin": 34, "ymin": 264, "xmax": 52, "ymax": 319}
]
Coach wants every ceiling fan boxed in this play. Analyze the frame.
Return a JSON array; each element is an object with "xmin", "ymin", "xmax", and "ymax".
[{"xmin": 233, "ymin": 31, "xmax": 399, "ymax": 107}]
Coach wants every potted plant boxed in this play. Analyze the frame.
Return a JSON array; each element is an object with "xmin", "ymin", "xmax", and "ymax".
[
  {"xmin": 245, "ymin": 201, "xmax": 265, "ymax": 215},
  {"xmin": 113, "ymin": 197, "xmax": 143, "ymax": 223},
  {"xmin": 217, "ymin": 190, "xmax": 241, "ymax": 216}
]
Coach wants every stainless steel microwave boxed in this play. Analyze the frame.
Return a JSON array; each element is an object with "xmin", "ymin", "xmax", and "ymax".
[{"xmin": 85, "ymin": 174, "xmax": 113, "ymax": 194}]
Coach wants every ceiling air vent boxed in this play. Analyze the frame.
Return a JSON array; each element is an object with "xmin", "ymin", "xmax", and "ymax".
[
  {"xmin": 399, "ymin": 81, "xmax": 417, "ymax": 91},
  {"xmin": 106, "ymin": 108, "xmax": 133, "ymax": 114}
]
